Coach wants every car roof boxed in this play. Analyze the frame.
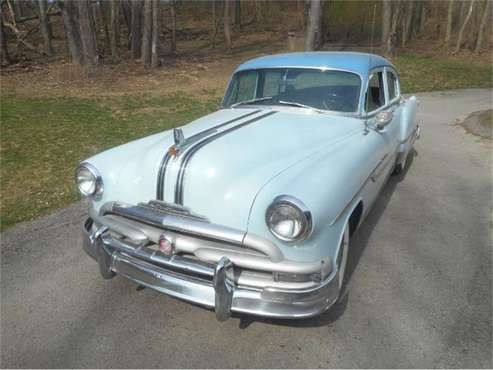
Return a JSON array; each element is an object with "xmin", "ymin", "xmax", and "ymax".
[{"xmin": 235, "ymin": 51, "xmax": 396, "ymax": 80}]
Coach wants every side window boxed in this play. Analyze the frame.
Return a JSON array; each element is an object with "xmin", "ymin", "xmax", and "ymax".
[
  {"xmin": 365, "ymin": 72, "xmax": 385, "ymax": 112},
  {"xmin": 386, "ymin": 71, "xmax": 399, "ymax": 101}
]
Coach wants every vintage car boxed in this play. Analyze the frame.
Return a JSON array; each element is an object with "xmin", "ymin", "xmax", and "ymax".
[{"xmin": 77, "ymin": 52, "xmax": 420, "ymax": 321}]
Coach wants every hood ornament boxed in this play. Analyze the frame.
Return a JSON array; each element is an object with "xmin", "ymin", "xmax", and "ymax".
[
  {"xmin": 169, "ymin": 128, "xmax": 185, "ymax": 157},
  {"xmin": 173, "ymin": 128, "xmax": 185, "ymax": 145}
]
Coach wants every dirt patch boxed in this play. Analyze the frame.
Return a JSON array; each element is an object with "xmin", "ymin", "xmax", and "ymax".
[
  {"xmin": 0, "ymin": 32, "xmax": 286, "ymax": 101},
  {"xmin": 458, "ymin": 109, "xmax": 493, "ymax": 139}
]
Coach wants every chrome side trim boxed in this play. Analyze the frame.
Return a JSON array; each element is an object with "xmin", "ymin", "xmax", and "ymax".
[
  {"xmin": 156, "ymin": 110, "xmax": 261, "ymax": 201},
  {"xmin": 174, "ymin": 110, "xmax": 278, "ymax": 205}
]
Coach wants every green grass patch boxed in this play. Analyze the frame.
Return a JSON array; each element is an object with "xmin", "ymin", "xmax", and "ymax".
[
  {"xmin": 0, "ymin": 93, "xmax": 220, "ymax": 230},
  {"xmin": 395, "ymin": 53, "xmax": 493, "ymax": 93}
]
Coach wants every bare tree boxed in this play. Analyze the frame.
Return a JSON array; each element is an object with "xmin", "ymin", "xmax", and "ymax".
[
  {"xmin": 304, "ymin": 0, "xmax": 322, "ymax": 51},
  {"xmin": 418, "ymin": 0, "xmax": 426, "ymax": 33},
  {"xmin": 0, "ymin": 6, "xmax": 10, "ymax": 65},
  {"xmin": 170, "ymin": 0, "xmax": 176, "ymax": 54},
  {"xmin": 444, "ymin": 0, "xmax": 455, "ymax": 45},
  {"xmin": 224, "ymin": 0, "xmax": 232, "ymax": 50},
  {"xmin": 454, "ymin": 0, "xmax": 475, "ymax": 53},
  {"xmin": 38, "ymin": 0, "xmax": 54, "ymax": 55},
  {"xmin": 402, "ymin": 0, "xmax": 414, "ymax": 47},
  {"xmin": 109, "ymin": 0, "xmax": 120, "ymax": 60},
  {"xmin": 78, "ymin": 0, "xmax": 98, "ymax": 65},
  {"xmin": 386, "ymin": 1, "xmax": 402, "ymax": 55},
  {"xmin": 141, "ymin": 0, "xmax": 152, "ymax": 66},
  {"xmin": 150, "ymin": 0, "xmax": 159, "ymax": 68},
  {"xmin": 474, "ymin": 0, "xmax": 491, "ymax": 52},
  {"xmin": 381, "ymin": 0, "xmax": 391, "ymax": 54},
  {"xmin": 131, "ymin": 0, "xmax": 143, "ymax": 59},
  {"xmin": 60, "ymin": 0, "xmax": 82, "ymax": 65},
  {"xmin": 234, "ymin": 0, "xmax": 240, "ymax": 31}
]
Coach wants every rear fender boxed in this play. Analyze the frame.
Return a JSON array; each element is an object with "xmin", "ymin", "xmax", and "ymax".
[{"xmin": 398, "ymin": 96, "xmax": 418, "ymax": 155}]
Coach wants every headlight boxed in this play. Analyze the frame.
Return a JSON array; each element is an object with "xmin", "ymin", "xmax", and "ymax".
[
  {"xmin": 266, "ymin": 195, "xmax": 312, "ymax": 242},
  {"xmin": 75, "ymin": 162, "xmax": 103, "ymax": 199}
]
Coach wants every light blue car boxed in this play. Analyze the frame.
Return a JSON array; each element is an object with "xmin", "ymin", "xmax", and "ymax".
[{"xmin": 77, "ymin": 52, "xmax": 420, "ymax": 321}]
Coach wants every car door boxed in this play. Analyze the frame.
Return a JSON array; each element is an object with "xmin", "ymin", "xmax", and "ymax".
[{"xmin": 361, "ymin": 68, "xmax": 400, "ymax": 209}]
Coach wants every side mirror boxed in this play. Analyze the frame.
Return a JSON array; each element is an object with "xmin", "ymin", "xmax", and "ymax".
[{"xmin": 374, "ymin": 111, "xmax": 393, "ymax": 130}]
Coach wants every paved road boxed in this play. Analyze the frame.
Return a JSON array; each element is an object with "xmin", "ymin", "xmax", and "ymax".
[{"xmin": 1, "ymin": 89, "xmax": 492, "ymax": 368}]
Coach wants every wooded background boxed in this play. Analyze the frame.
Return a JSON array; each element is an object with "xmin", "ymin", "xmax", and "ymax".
[{"xmin": 0, "ymin": 0, "xmax": 492, "ymax": 69}]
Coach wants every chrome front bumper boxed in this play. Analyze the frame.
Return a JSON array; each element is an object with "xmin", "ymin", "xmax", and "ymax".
[{"xmin": 82, "ymin": 215, "xmax": 340, "ymax": 320}]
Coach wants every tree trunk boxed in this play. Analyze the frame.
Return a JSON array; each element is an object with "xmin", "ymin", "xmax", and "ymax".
[
  {"xmin": 0, "ymin": 6, "xmax": 11, "ymax": 65},
  {"xmin": 224, "ymin": 0, "xmax": 232, "ymax": 50},
  {"xmin": 454, "ymin": 0, "xmax": 475, "ymax": 53},
  {"xmin": 60, "ymin": 0, "xmax": 82, "ymax": 65},
  {"xmin": 255, "ymin": 0, "xmax": 261, "ymax": 31},
  {"xmin": 38, "ymin": 0, "xmax": 54, "ymax": 55},
  {"xmin": 141, "ymin": 0, "xmax": 152, "ymax": 66},
  {"xmin": 151, "ymin": 0, "xmax": 159, "ymax": 68},
  {"xmin": 109, "ymin": 0, "xmax": 120, "ymax": 59},
  {"xmin": 78, "ymin": 0, "xmax": 98, "ymax": 65},
  {"xmin": 121, "ymin": 0, "xmax": 131, "ymax": 40},
  {"xmin": 402, "ymin": 0, "xmax": 414, "ymax": 47},
  {"xmin": 418, "ymin": 0, "xmax": 426, "ymax": 34},
  {"xmin": 100, "ymin": 0, "xmax": 111, "ymax": 54},
  {"xmin": 444, "ymin": 0, "xmax": 454, "ymax": 45},
  {"xmin": 13, "ymin": 0, "xmax": 22, "ymax": 21},
  {"xmin": 234, "ymin": 0, "xmax": 240, "ymax": 31},
  {"xmin": 381, "ymin": 0, "xmax": 391, "ymax": 53},
  {"xmin": 170, "ymin": 0, "xmax": 176, "ymax": 53},
  {"xmin": 387, "ymin": 1, "xmax": 402, "ymax": 56},
  {"xmin": 131, "ymin": 0, "xmax": 143, "ymax": 59},
  {"xmin": 212, "ymin": 0, "xmax": 215, "ymax": 34},
  {"xmin": 304, "ymin": 0, "xmax": 322, "ymax": 51},
  {"xmin": 474, "ymin": 0, "xmax": 491, "ymax": 52},
  {"xmin": 297, "ymin": 0, "xmax": 304, "ymax": 31}
]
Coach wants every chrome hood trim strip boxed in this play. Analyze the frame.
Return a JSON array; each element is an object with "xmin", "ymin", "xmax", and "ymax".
[
  {"xmin": 156, "ymin": 110, "xmax": 261, "ymax": 201},
  {"xmin": 174, "ymin": 110, "xmax": 278, "ymax": 205}
]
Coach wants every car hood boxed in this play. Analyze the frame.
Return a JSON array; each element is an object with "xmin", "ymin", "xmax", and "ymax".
[
  {"xmin": 88, "ymin": 108, "xmax": 362, "ymax": 231},
  {"xmin": 163, "ymin": 108, "xmax": 362, "ymax": 230}
]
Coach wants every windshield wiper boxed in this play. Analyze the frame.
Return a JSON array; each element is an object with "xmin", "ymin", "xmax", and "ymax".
[
  {"xmin": 231, "ymin": 96, "xmax": 273, "ymax": 108},
  {"xmin": 278, "ymin": 100, "xmax": 323, "ymax": 113}
]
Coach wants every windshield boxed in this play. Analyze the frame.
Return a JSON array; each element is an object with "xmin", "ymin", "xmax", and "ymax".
[{"xmin": 223, "ymin": 68, "xmax": 361, "ymax": 113}]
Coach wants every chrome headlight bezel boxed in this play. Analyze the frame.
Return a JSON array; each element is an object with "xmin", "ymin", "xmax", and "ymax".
[
  {"xmin": 265, "ymin": 195, "xmax": 313, "ymax": 242},
  {"xmin": 75, "ymin": 162, "xmax": 103, "ymax": 199}
]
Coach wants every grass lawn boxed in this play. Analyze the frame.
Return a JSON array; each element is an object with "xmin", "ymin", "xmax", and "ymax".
[
  {"xmin": 1, "ymin": 53, "xmax": 492, "ymax": 230},
  {"xmin": 0, "ymin": 94, "xmax": 220, "ymax": 230}
]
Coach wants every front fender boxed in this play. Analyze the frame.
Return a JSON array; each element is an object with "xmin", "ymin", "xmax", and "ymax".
[{"xmin": 247, "ymin": 129, "xmax": 379, "ymax": 264}]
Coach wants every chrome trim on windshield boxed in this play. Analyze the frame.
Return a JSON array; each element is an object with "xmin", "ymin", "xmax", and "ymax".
[{"xmin": 174, "ymin": 110, "xmax": 278, "ymax": 205}]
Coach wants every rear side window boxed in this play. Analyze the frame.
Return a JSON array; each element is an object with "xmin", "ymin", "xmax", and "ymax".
[
  {"xmin": 387, "ymin": 71, "xmax": 398, "ymax": 101},
  {"xmin": 366, "ymin": 72, "xmax": 385, "ymax": 112}
]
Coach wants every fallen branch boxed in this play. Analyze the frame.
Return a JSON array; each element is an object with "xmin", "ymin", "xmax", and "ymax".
[{"xmin": 2, "ymin": 20, "xmax": 48, "ymax": 55}]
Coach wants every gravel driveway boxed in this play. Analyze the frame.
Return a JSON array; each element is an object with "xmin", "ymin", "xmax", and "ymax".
[{"xmin": 1, "ymin": 89, "xmax": 492, "ymax": 368}]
